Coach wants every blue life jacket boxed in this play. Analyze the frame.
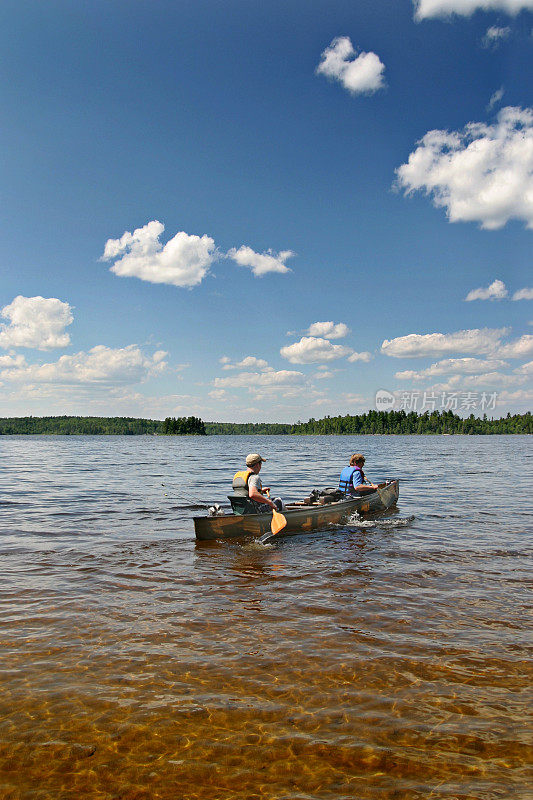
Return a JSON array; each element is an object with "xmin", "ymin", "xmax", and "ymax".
[{"xmin": 339, "ymin": 465, "xmax": 363, "ymax": 494}]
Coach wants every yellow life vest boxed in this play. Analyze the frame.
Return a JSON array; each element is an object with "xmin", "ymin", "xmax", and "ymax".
[{"xmin": 232, "ymin": 468, "xmax": 253, "ymax": 495}]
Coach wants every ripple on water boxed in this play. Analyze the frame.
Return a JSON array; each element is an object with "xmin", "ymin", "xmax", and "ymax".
[{"xmin": 0, "ymin": 434, "xmax": 531, "ymax": 799}]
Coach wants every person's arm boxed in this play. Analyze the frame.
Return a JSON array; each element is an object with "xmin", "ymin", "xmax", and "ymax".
[
  {"xmin": 354, "ymin": 482, "xmax": 378, "ymax": 492},
  {"xmin": 353, "ymin": 469, "xmax": 377, "ymax": 492},
  {"xmin": 249, "ymin": 483, "xmax": 277, "ymax": 509}
]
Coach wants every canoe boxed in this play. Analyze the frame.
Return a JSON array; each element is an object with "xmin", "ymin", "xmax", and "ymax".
[{"xmin": 193, "ymin": 479, "xmax": 399, "ymax": 541}]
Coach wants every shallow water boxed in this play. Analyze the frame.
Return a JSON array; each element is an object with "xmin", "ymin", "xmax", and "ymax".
[{"xmin": 0, "ymin": 434, "xmax": 531, "ymax": 800}]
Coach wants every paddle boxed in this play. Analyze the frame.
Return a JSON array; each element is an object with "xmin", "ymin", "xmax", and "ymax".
[
  {"xmin": 257, "ymin": 510, "xmax": 287, "ymax": 544},
  {"xmin": 265, "ymin": 489, "xmax": 286, "ymax": 534},
  {"xmin": 271, "ymin": 508, "xmax": 287, "ymax": 535},
  {"xmin": 365, "ymin": 476, "xmax": 387, "ymax": 504},
  {"xmin": 257, "ymin": 490, "xmax": 287, "ymax": 542}
]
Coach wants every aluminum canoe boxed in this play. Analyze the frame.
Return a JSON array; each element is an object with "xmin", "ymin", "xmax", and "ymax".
[{"xmin": 193, "ymin": 480, "xmax": 399, "ymax": 541}]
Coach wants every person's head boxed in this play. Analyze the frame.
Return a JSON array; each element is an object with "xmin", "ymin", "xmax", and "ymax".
[
  {"xmin": 246, "ymin": 453, "xmax": 266, "ymax": 473},
  {"xmin": 350, "ymin": 453, "xmax": 365, "ymax": 467}
]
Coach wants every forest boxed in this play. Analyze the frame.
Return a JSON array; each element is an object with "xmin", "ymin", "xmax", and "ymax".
[
  {"xmin": 0, "ymin": 410, "xmax": 530, "ymax": 435},
  {"xmin": 161, "ymin": 416, "xmax": 206, "ymax": 435}
]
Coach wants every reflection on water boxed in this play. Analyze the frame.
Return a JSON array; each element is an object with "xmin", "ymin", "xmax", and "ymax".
[{"xmin": 0, "ymin": 435, "xmax": 532, "ymax": 799}]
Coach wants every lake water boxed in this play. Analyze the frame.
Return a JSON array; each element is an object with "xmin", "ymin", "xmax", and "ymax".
[{"xmin": 0, "ymin": 434, "xmax": 531, "ymax": 800}]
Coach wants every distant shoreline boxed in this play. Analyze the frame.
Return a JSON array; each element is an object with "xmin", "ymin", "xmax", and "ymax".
[{"xmin": 0, "ymin": 412, "xmax": 530, "ymax": 436}]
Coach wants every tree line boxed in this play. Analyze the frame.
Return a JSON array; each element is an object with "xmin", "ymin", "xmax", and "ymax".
[
  {"xmin": 0, "ymin": 410, "xmax": 530, "ymax": 435},
  {"xmin": 287, "ymin": 410, "xmax": 532, "ymax": 435},
  {"xmin": 161, "ymin": 416, "xmax": 206, "ymax": 435},
  {"xmin": 0, "ymin": 416, "xmax": 161, "ymax": 435}
]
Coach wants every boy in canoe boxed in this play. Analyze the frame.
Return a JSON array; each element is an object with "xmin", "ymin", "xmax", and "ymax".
[
  {"xmin": 232, "ymin": 453, "xmax": 283, "ymax": 513},
  {"xmin": 339, "ymin": 454, "xmax": 379, "ymax": 496}
]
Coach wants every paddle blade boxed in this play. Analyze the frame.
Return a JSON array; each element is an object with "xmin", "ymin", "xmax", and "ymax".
[{"xmin": 271, "ymin": 509, "xmax": 287, "ymax": 535}]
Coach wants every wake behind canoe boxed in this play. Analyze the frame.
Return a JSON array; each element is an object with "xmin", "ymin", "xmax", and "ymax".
[{"xmin": 193, "ymin": 479, "xmax": 399, "ymax": 541}]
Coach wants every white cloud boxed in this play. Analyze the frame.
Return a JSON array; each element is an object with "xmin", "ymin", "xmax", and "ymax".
[
  {"xmin": 316, "ymin": 36, "xmax": 386, "ymax": 95},
  {"xmin": 0, "ymin": 353, "xmax": 26, "ymax": 368},
  {"xmin": 306, "ymin": 321, "xmax": 350, "ymax": 339},
  {"xmin": 213, "ymin": 370, "xmax": 304, "ymax": 389},
  {"xmin": 395, "ymin": 357, "xmax": 509, "ymax": 379},
  {"xmin": 414, "ymin": 0, "xmax": 533, "ymax": 19},
  {"xmin": 347, "ymin": 351, "xmax": 373, "ymax": 362},
  {"xmin": 483, "ymin": 26, "xmax": 511, "ymax": 47},
  {"xmin": 441, "ymin": 371, "xmax": 526, "ymax": 387},
  {"xmin": 512, "ymin": 287, "xmax": 533, "ymax": 299},
  {"xmin": 395, "ymin": 107, "xmax": 533, "ymax": 230},
  {"xmin": 487, "ymin": 87, "xmax": 505, "ymax": 111},
  {"xmin": 280, "ymin": 336, "xmax": 353, "ymax": 364},
  {"xmin": 496, "ymin": 388, "xmax": 533, "ymax": 407},
  {"xmin": 514, "ymin": 359, "xmax": 533, "ymax": 375},
  {"xmin": 0, "ymin": 345, "xmax": 167, "ymax": 386},
  {"xmin": 341, "ymin": 392, "xmax": 368, "ymax": 404},
  {"xmin": 102, "ymin": 220, "xmax": 216, "ymax": 287},
  {"xmin": 497, "ymin": 334, "xmax": 533, "ymax": 357},
  {"xmin": 314, "ymin": 370, "xmax": 335, "ymax": 380},
  {"xmin": 0, "ymin": 386, "xmax": 202, "ymax": 420},
  {"xmin": 382, "ymin": 328, "xmax": 508, "ymax": 358},
  {"xmin": 221, "ymin": 356, "xmax": 271, "ymax": 371},
  {"xmin": 251, "ymin": 385, "xmax": 321, "ymax": 401},
  {"xmin": 0, "ymin": 296, "xmax": 73, "ymax": 350},
  {"xmin": 208, "ymin": 389, "xmax": 227, "ymax": 400},
  {"xmin": 227, "ymin": 246, "xmax": 294, "ymax": 276},
  {"xmin": 465, "ymin": 279, "xmax": 508, "ymax": 301}
]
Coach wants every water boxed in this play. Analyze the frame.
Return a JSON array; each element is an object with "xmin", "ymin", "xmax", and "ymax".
[{"xmin": 0, "ymin": 435, "xmax": 531, "ymax": 800}]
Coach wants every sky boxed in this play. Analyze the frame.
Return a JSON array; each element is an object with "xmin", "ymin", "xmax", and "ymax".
[{"xmin": 0, "ymin": 0, "xmax": 532, "ymax": 422}]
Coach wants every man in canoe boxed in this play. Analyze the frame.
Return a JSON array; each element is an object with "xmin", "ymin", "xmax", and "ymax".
[
  {"xmin": 339, "ymin": 454, "xmax": 379, "ymax": 496},
  {"xmin": 232, "ymin": 453, "xmax": 283, "ymax": 513}
]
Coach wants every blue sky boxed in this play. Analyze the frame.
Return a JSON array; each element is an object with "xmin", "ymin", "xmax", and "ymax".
[{"xmin": 0, "ymin": 0, "xmax": 532, "ymax": 422}]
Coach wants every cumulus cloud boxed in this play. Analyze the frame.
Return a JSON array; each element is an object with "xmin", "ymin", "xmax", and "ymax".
[
  {"xmin": 395, "ymin": 106, "xmax": 533, "ymax": 229},
  {"xmin": 382, "ymin": 328, "xmax": 508, "ymax": 358},
  {"xmin": 316, "ymin": 36, "xmax": 386, "ymax": 95},
  {"xmin": 280, "ymin": 336, "xmax": 353, "ymax": 364},
  {"xmin": 221, "ymin": 356, "xmax": 271, "ymax": 371},
  {"xmin": 227, "ymin": 246, "xmax": 294, "ymax": 276},
  {"xmin": 512, "ymin": 287, "xmax": 533, "ymax": 299},
  {"xmin": 496, "ymin": 388, "xmax": 533, "ymax": 406},
  {"xmin": 483, "ymin": 26, "xmax": 511, "ymax": 47},
  {"xmin": 347, "ymin": 351, "xmax": 373, "ymax": 362},
  {"xmin": 414, "ymin": 0, "xmax": 533, "ymax": 19},
  {"xmin": 514, "ymin": 359, "xmax": 533, "ymax": 375},
  {"xmin": 395, "ymin": 357, "xmax": 509, "ymax": 379},
  {"xmin": 306, "ymin": 321, "xmax": 350, "ymax": 339},
  {"xmin": 0, "ymin": 354, "xmax": 26, "ymax": 368},
  {"xmin": 102, "ymin": 220, "xmax": 216, "ymax": 287},
  {"xmin": 465, "ymin": 279, "xmax": 508, "ymax": 301},
  {"xmin": 0, "ymin": 296, "xmax": 73, "ymax": 350},
  {"xmin": 213, "ymin": 370, "xmax": 304, "ymax": 389},
  {"xmin": 0, "ymin": 345, "xmax": 167, "ymax": 386},
  {"xmin": 497, "ymin": 334, "xmax": 533, "ymax": 357}
]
